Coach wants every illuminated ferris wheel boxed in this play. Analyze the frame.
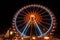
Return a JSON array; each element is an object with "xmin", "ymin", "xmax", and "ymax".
[{"xmin": 12, "ymin": 4, "xmax": 56, "ymax": 38}]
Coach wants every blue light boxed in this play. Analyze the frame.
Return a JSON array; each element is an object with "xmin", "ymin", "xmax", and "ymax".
[
  {"xmin": 34, "ymin": 20, "xmax": 43, "ymax": 36},
  {"xmin": 21, "ymin": 20, "xmax": 31, "ymax": 36}
]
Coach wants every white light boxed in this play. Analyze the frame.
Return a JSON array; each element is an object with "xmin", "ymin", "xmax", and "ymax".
[
  {"xmin": 21, "ymin": 37, "xmax": 24, "ymax": 40},
  {"xmin": 44, "ymin": 36, "xmax": 49, "ymax": 40},
  {"xmin": 10, "ymin": 31, "xmax": 13, "ymax": 35},
  {"xmin": 32, "ymin": 37, "xmax": 36, "ymax": 39}
]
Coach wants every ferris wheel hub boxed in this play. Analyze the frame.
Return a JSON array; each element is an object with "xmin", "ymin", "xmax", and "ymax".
[
  {"xmin": 30, "ymin": 15, "xmax": 35, "ymax": 18},
  {"xmin": 30, "ymin": 15, "xmax": 35, "ymax": 21}
]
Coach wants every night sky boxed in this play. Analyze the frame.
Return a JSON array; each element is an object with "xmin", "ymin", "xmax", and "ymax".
[{"xmin": 0, "ymin": 0, "xmax": 60, "ymax": 38}]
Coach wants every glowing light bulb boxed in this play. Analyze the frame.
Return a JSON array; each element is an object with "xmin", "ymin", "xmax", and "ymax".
[
  {"xmin": 44, "ymin": 36, "xmax": 49, "ymax": 40},
  {"xmin": 21, "ymin": 37, "xmax": 24, "ymax": 40},
  {"xmin": 30, "ymin": 15, "xmax": 35, "ymax": 18},
  {"xmin": 10, "ymin": 31, "xmax": 13, "ymax": 35},
  {"xmin": 30, "ymin": 15, "xmax": 35, "ymax": 20},
  {"xmin": 32, "ymin": 37, "xmax": 36, "ymax": 40}
]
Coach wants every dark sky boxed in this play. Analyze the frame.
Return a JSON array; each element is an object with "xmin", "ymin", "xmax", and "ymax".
[{"xmin": 0, "ymin": 0, "xmax": 60, "ymax": 38}]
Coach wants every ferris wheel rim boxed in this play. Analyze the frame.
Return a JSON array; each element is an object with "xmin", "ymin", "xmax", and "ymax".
[{"xmin": 12, "ymin": 4, "xmax": 56, "ymax": 37}]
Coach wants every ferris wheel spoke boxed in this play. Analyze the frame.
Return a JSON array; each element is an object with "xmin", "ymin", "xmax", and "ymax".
[
  {"xmin": 40, "ymin": 11, "xmax": 47, "ymax": 15},
  {"xmin": 24, "ymin": 25, "xmax": 30, "ymax": 35},
  {"xmin": 35, "ymin": 7, "xmax": 39, "ymax": 12},
  {"xmin": 26, "ymin": 7, "xmax": 31, "ymax": 13},
  {"xmin": 19, "ymin": 13, "xmax": 25, "ymax": 16},
  {"xmin": 42, "ymin": 15, "xmax": 50, "ymax": 17},
  {"xmin": 17, "ymin": 17, "xmax": 24, "ymax": 19},
  {"xmin": 34, "ymin": 20, "xmax": 43, "ymax": 36},
  {"xmin": 25, "ymin": 9, "xmax": 30, "ymax": 13},
  {"xmin": 38, "ymin": 9, "xmax": 43, "ymax": 13},
  {"xmin": 24, "ymin": 9, "xmax": 31, "ymax": 14},
  {"xmin": 21, "ymin": 20, "xmax": 31, "ymax": 36},
  {"xmin": 41, "ymin": 21, "xmax": 50, "ymax": 25},
  {"xmin": 32, "ymin": 7, "xmax": 35, "ymax": 12},
  {"xmin": 18, "ymin": 22, "xmax": 26, "ymax": 27},
  {"xmin": 39, "ymin": 22, "xmax": 48, "ymax": 30},
  {"xmin": 22, "ymin": 10, "xmax": 28, "ymax": 15},
  {"xmin": 42, "ymin": 18, "xmax": 51, "ymax": 21},
  {"xmin": 19, "ymin": 22, "xmax": 27, "ymax": 31},
  {"xmin": 16, "ymin": 20, "xmax": 24, "ymax": 23}
]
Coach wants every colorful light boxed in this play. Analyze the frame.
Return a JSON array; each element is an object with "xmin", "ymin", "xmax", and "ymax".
[
  {"xmin": 32, "ymin": 36, "xmax": 36, "ymax": 40},
  {"xmin": 44, "ymin": 36, "xmax": 49, "ymax": 40},
  {"xmin": 30, "ymin": 15, "xmax": 35, "ymax": 19},
  {"xmin": 10, "ymin": 31, "xmax": 13, "ymax": 35},
  {"xmin": 21, "ymin": 37, "xmax": 24, "ymax": 40},
  {"xmin": 24, "ymin": 11, "xmax": 42, "ymax": 25}
]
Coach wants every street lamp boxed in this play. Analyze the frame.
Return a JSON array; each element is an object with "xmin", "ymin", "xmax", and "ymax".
[{"xmin": 44, "ymin": 36, "xmax": 49, "ymax": 40}]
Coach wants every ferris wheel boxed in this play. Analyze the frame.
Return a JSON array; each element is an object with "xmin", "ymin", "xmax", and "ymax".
[{"xmin": 12, "ymin": 4, "xmax": 56, "ymax": 38}]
